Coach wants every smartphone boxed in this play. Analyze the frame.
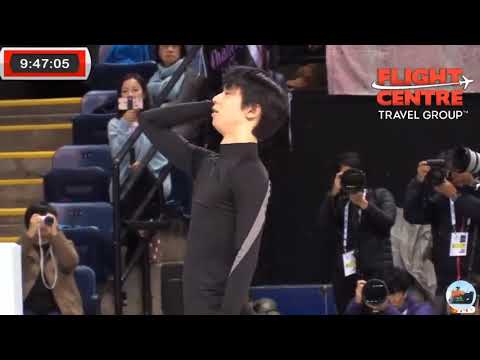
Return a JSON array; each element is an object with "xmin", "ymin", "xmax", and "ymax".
[{"xmin": 118, "ymin": 96, "xmax": 144, "ymax": 111}]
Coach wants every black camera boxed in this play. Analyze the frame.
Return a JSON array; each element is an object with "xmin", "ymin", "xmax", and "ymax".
[
  {"xmin": 363, "ymin": 279, "xmax": 389, "ymax": 307},
  {"xmin": 340, "ymin": 168, "xmax": 366, "ymax": 194},
  {"xmin": 424, "ymin": 159, "xmax": 448, "ymax": 187},
  {"xmin": 40, "ymin": 215, "xmax": 55, "ymax": 226}
]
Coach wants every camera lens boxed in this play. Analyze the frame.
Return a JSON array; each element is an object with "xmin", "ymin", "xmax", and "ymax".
[
  {"xmin": 341, "ymin": 168, "xmax": 366, "ymax": 193},
  {"xmin": 363, "ymin": 279, "xmax": 389, "ymax": 306},
  {"xmin": 453, "ymin": 146, "xmax": 480, "ymax": 174},
  {"xmin": 44, "ymin": 216, "xmax": 54, "ymax": 226}
]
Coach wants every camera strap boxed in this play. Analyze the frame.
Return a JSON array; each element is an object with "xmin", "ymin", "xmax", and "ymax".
[
  {"xmin": 37, "ymin": 228, "xmax": 58, "ymax": 290},
  {"xmin": 343, "ymin": 189, "xmax": 368, "ymax": 253},
  {"xmin": 450, "ymin": 199, "xmax": 471, "ymax": 280},
  {"xmin": 343, "ymin": 202, "xmax": 350, "ymax": 253}
]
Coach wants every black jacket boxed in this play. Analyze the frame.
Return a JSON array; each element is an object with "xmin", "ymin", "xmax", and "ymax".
[
  {"xmin": 404, "ymin": 178, "xmax": 480, "ymax": 292},
  {"xmin": 318, "ymin": 188, "xmax": 396, "ymax": 277}
]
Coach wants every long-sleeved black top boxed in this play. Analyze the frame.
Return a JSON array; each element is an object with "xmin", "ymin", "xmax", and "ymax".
[{"xmin": 140, "ymin": 101, "xmax": 271, "ymax": 314}]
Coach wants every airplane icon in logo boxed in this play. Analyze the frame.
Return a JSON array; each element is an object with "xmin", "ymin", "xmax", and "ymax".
[{"xmin": 460, "ymin": 75, "xmax": 474, "ymax": 90}]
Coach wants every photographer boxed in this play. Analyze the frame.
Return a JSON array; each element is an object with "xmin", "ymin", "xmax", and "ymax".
[
  {"xmin": 18, "ymin": 202, "xmax": 83, "ymax": 315},
  {"xmin": 317, "ymin": 152, "xmax": 396, "ymax": 314},
  {"xmin": 345, "ymin": 267, "xmax": 434, "ymax": 315},
  {"xmin": 404, "ymin": 147, "xmax": 480, "ymax": 312}
]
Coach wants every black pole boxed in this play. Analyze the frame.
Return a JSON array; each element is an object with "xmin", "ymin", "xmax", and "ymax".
[
  {"xmin": 142, "ymin": 241, "xmax": 152, "ymax": 315},
  {"xmin": 112, "ymin": 160, "xmax": 123, "ymax": 315},
  {"xmin": 120, "ymin": 147, "xmax": 157, "ymax": 201},
  {"xmin": 111, "ymin": 45, "xmax": 203, "ymax": 315}
]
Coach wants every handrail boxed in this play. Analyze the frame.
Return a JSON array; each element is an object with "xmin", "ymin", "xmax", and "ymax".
[{"xmin": 112, "ymin": 45, "xmax": 203, "ymax": 314}]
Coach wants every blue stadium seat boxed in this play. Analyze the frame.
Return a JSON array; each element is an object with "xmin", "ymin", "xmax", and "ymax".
[
  {"xmin": 54, "ymin": 202, "xmax": 114, "ymax": 277},
  {"xmin": 65, "ymin": 227, "xmax": 108, "ymax": 284},
  {"xmin": 98, "ymin": 45, "xmax": 114, "ymax": 64},
  {"xmin": 44, "ymin": 168, "xmax": 110, "ymax": 203},
  {"xmin": 53, "ymin": 145, "xmax": 113, "ymax": 176},
  {"xmin": 72, "ymin": 113, "xmax": 114, "ymax": 145},
  {"xmin": 249, "ymin": 284, "xmax": 337, "ymax": 315},
  {"xmin": 81, "ymin": 90, "xmax": 117, "ymax": 115},
  {"xmin": 74, "ymin": 265, "xmax": 99, "ymax": 315},
  {"xmin": 52, "ymin": 202, "xmax": 113, "ymax": 234},
  {"xmin": 88, "ymin": 61, "xmax": 157, "ymax": 91}
]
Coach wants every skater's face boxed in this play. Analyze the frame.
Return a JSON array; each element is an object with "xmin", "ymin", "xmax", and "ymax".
[{"xmin": 211, "ymin": 86, "xmax": 260, "ymax": 136}]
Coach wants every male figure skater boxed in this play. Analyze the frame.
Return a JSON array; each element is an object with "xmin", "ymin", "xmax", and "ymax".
[{"xmin": 140, "ymin": 66, "xmax": 289, "ymax": 314}]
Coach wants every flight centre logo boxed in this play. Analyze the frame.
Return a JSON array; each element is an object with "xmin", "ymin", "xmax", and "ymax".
[{"xmin": 372, "ymin": 68, "xmax": 473, "ymax": 120}]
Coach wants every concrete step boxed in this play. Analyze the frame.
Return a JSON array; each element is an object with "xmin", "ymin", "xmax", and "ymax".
[
  {"xmin": 0, "ymin": 179, "xmax": 43, "ymax": 208},
  {"xmin": 0, "ymin": 98, "xmax": 82, "ymax": 116},
  {"xmin": 0, "ymin": 222, "xmax": 24, "ymax": 239},
  {"xmin": 0, "ymin": 211, "xmax": 25, "ymax": 239},
  {"xmin": 0, "ymin": 124, "xmax": 72, "ymax": 151},
  {"xmin": 0, "ymin": 237, "xmax": 20, "ymax": 243},
  {"xmin": 0, "ymin": 113, "xmax": 77, "ymax": 126},
  {"xmin": 0, "ymin": 157, "xmax": 52, "ymax": 179}
]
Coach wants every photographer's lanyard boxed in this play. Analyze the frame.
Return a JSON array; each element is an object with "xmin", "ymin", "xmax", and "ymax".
[
  {"xmin": 343, "ymin": 190, "xmax": 368, "ymax": 252},
  {"xmin": 449, "ymin": 199, "xmax": 471, "ymax": 280},
  {"xmin": 342, "ymin": 190, "xmax": 367, "ymax": 277}
]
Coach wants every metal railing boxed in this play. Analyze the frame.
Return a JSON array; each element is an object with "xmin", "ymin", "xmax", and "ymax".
[{"xmin": 111, "ymin": 45, "xmax": 202, "ymax": 314}]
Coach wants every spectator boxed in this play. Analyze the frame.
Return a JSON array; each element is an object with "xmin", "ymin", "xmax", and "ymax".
[
  {"xmin": 148, "ymin": 45, "xmax": 207, "ymax": 106},
  {"xmin": 345, "ymin": 267, "xmax": 435, "ymax": 315},
  {"xmin": 148, "ymin": 45, "xmax": 208, "ymax": 143},
  {"xmin": 317, "ymin": 152, "xmax": 396, "ymax": 313},
  {"xmin": 108, "ymin": 73, "xmax": 172, "ymax": 263},
  {"xmin": 404, "ymin": 151, "xmax": 480, "ymax": 313},
  {"xmin": 18, "ymin": 202, "xmax": 83, "ymax": 315},
  {"xmin": 103, "ymin": 45, "xmax": 153, "ymax": 64},
  {"xmin": 287, "ymin": 63, "xmax": 322, "ymax": 90}
]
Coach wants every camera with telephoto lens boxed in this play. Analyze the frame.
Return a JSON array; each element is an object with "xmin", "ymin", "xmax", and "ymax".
[
  {"xmin": 452, "ymin": 146, "xmax": 480, "ymax": 174},
  {"xmin": 424, "ymin": 159, "xmax": 448, "ymax": 187},
  {"xmin": 340, "ymin": 168, "xmax": 366, "ymax": 195},
  {"xmin": 363, "ymin": 279, "xmax": 389, "ymax": 307},
  {"xmin": 39, "ymin": 215, "xmax": 54, "ymax": 226}
]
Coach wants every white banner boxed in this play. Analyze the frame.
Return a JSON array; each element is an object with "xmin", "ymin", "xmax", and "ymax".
[{"xmin": 327, "ymin": 45, "xmax": 480, "ymax": 95}]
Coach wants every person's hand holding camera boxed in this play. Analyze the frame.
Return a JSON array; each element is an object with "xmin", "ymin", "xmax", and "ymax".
[
  {"xmin": 48, "ymin": 215, "xmax": 59, "ymax": 238},
  {"xmin": 26, "ymin": 213, "xmax": 58, "ymax": 240},
  {"xmin": 330, "ymin": 172, "xmax": 343, "ymax": 196},
  {"xmin": 123, "ymin": 110, "xmax": 139, "ymax": 124},
  {"xmin": 349, "ymin": 191, "xmax": 369, "ymax": 209},
  {"xmin": 355, "ymin": 280, "xmax": 367, "ymax": 304},
  {"xmin": 434, "ymin": 180, "xmax": 459, "ymax": 200},
  {"xmin": 416, "ymin": 161, "xmax": 431, "ymax": 183},
  {"xmin": 26, "ymin": 214, "xmax": 43, "ymax": 239}
]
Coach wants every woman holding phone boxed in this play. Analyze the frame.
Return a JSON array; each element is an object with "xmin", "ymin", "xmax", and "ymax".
[{"xmin": 108, "ymin": 73, "xmax": 172, "ymax": 263}]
